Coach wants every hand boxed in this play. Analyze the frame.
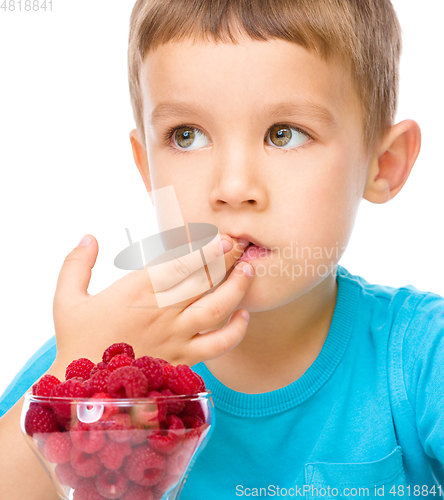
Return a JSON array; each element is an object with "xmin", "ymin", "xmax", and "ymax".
[{"xmin": 51, "ymin": 233, "xmax": 254, "ymax": 375}]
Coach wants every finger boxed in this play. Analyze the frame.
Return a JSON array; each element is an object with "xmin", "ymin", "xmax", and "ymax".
[
  {"xmin": 206, "ymin": 236, "xmax": 250, "ymax": 290},
  {"xmin": 220, "ymin": 236, "xmax": 250, "ymax": 270},
  {"xmin": 187, "ymin": 308, "xmax": 250, "ymax": 362},
  {"xmin": 114, "ymin": 235, "xmax": 250, "ymax": 311},
  {"xmin": 54, "ymin": 234, "xmax": 98, "ymax": 306},
  {"xmin": 182, "ymin": 260, "xmax": 254, "ymax": 333},
  {"xmin": 148, "ymin": 239, "xmax": 247, "ymax": 309},
  {"xmin": 145, "ymin": 235, "xmax": 249, "ymax": 293}
]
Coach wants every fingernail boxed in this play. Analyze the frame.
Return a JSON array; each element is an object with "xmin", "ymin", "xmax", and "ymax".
[
  {"xmin": 78, "ymin": 235, "xmax": 91, "ymax": 246},
  {"xmin": 219, "ymin": 239, "xmax": 233, "ymax": 253},
  {"xmin": 241, "ymin": 311, "xmax": 250, "ymax": 324},
  {"xmin": 242, "ymin": 263, "xmax": 254, "ymax": 278},
  {"xmin": 238, "ymin": 238, "xmax": 249, "ymax": 248}
]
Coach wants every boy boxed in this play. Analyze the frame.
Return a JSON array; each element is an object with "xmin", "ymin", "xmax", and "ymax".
[{"xmin": 1, "ymin": 0, "xmax": 442, "ymax": 498}]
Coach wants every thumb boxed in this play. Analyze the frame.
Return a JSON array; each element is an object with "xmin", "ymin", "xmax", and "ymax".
[{"xmin": 54, "ymin": 234, "xmax": 99, "ymax": 304}]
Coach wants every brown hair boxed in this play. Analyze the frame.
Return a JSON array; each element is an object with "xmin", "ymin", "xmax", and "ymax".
[{"xmin": 128, "ymin": 0, "xmax": 402, "ymax": 156}]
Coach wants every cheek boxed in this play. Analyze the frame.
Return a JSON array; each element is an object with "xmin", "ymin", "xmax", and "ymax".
[
  {"xmin": 148, "ymin": 157, "xmax": 210, "ymax": 230},
  {"xmin": 279, "ymin": 153, "xmax": 362, "ymax": 251}
]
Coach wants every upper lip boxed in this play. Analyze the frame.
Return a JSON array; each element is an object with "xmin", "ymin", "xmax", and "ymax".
[{"xmin": 227, "ymin": 233, "xmax": 271, "ymax": 250}]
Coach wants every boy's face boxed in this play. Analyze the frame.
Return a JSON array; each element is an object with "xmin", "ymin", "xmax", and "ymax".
[{"xmin": 136, "ymin": 37, "xmax": 371, "ymax": 312}]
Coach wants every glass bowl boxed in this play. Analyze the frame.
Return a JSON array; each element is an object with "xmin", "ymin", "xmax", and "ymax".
[{"xmin": 20, "ymin": 391, "xmax": 214, "ymax": 500}]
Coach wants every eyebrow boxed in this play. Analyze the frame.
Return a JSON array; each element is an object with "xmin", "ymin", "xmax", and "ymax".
[
  {"xmin": 149, "ymin": 99, "xmax": 338, "ymax": 128},
  {"xmin": 260, "ymin": 101, "xmax": 339, "ymax": 128}
]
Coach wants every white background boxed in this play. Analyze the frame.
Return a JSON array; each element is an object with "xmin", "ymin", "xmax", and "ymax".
[{"xmin": 0, "ymin": 0, "xmax": 443, "ymax": 396}]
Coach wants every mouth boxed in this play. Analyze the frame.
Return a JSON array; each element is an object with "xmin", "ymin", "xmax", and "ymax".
[
  {"xmin": 227, "ymin": 234, "xmax": 273, "ymax": 262},
  {"xmin": 238, "ymin": 244, "xmax": 272, "ymax": 262},
  {"xmin": 228, "ymin": 234, "xmax": 271, "ymax": 251}
]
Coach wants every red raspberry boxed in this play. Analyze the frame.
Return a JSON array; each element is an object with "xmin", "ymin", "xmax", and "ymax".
[
  {"xmin": 147, "ymin": 391, "xmax": 167, "ymax": 422},
  {"xmin": 66, "ymin": 358, "xmax": 96, "ymax": 381},
  {"xmin": 70, "ymin": 421, "xmax": 106, "ymax": 454},
  {"xmin": 123, "ymin": 444, "xmax": 166, "ymax": 487},
  {"xmin": 152, "ymin": 490, "xmax": 164, "ymax": 500},
  {"xmin": 73, "ymin": 478, "xmax": 106, "ymax": 500},
  {"xmin": 95, "ymin": 469, "xmax": 128, "ymax": 499},
  {"xmin": 195, "ymin": 373, "xmax": 206, "ymax": 392},
  {"xmin": 43, "ymin": 431, "xmax": 72, "ymax": 464},
  {"xmin": 90, "ymin": 362, "xmax": 108, "ymax": 377},
  {"xmin": 166, "ymin": 446, "xmax": 193, "ymax": 475},
  {"xmin": 55, "ymin": 413, "xmax": 74, "ymax": 432},
  {"xmin": 132, "ymin": 357, "xmax": 164, "ymax": 391},
  {"xmin": 55, "ymin": 461, "xmax": 81, "ymax": 488},
  {"xmin": 180, "ymin": 414, "xmax": 204, "ymax": 429},
  {"xmin": 107, "ymin": 366, "xmax": 148, "ymax": 399},
  {"xmin": 97, "ymin": 440, "xmax": 132, "ymax": 470},
  {"xmin": 91, "ymin": 392, "xmax": 120, "ymax": 419},
  {"xmin": 108, "ymin": 354, "xmax": 134, "ymax": 372},
  {"xmin": 161, "ymin": 389, "xmax": 186, "ymax": 415},
  {"xmin": 167, "ymin": 365, "xmax": 203, "ymax": 395},
  {"xmin": 91, "ymin": 391, "xmax": 110, "ymax": 400},
  {"xmin": 131, "ymin": 402, "xmax": 160, "ymax": 429},
  {"xmin": 180, "ymin": 399, "xmax": 205, "ymax": 420},
  {"xmin": 154, "ymin": 474, "xmax": 181, "ymax": 495},
  {"xmin": 180, "ymin": 415, "xmax": 207, "ymax": 450},
  {"xmin": 70, "ymin": 447, "xmax": 103, "ymax": 478},
  {"xmin": 157, "ymin": 362, "xmax": 175, "ymax": 391},
  {"xmin": 105, "ymin": 412, "xmax": 133, "ymax": 443},
  {"xmin": 24, "ymin": 402, "xmax": 59, "ymax": 436},
  {"xmin": 102, "ymin": 343, "xmax": 135, "ymax": 363},
  {"xmin": 155, "ymin": 358, "xmax": 169, "ymax": 366},
  {"xmin": 84, "ymin": 370, "xmax": 110, "ymax": 396},
  {"xmin": 131, "ymin": 392, "xmax": 166, "ymax": 427},
  {"xmin": 122, "ymin": 484, "xmax": 154, "ymax": 500},
  {"xmin": 50, "ymin": 379, "xmax": 89, "ymax": 418},
  {"xmin": 32, "ymin": 374, "xmax": 61, "ymax": 398},
  {"xmin": 128, "ymin": 427, "xmax": 149, "ymax": 446},
  {"xmin": 148, "ymin": 414, "xmax": 185, "ymax": 455},
  {"xmin": 32, "ymin": 430, "xmax": 48, "ymax": 454}
]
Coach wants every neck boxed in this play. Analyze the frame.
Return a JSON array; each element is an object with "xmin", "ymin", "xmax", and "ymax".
[{"xmin": 204, "ymin": 271, "xmax": 338, "ymax": 394}]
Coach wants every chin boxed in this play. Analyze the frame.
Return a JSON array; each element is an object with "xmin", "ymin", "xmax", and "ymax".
[{"xmin": 233, "ymin": 277, "xmax": 292, "ymax": 313}]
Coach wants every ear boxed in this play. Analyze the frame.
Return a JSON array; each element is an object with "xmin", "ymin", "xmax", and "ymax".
[
  {"xmin": 129, "ymin": 129, "xmax": 154, "ymax": 205},
  {"xmin": 363, "ymin": 120, "xmax": 421, "ymax": 204}
]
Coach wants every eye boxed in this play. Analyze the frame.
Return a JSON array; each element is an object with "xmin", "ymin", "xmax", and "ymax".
[
  {"xmin": 266, "ymin": 124, "xmax": 311, "ymax": 149},
  {"xmin": 171, "ymin": 126, "xmax": 210, "ymax": 150}
]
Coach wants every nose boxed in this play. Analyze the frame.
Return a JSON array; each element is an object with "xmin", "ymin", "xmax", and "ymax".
[{"xmin": 209, "ymin": 150, "xmax": 268, "ymax": 210}]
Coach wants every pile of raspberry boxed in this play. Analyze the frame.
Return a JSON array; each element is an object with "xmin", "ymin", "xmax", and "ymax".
[{"xmin": 25, "ymin": 342, "xmax": 208, "ymax": 500}]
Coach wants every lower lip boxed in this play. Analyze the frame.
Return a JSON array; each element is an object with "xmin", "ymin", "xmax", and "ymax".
[{"xmin": 238, "ymin": 244, "xmax": 272, "ymax": 262}]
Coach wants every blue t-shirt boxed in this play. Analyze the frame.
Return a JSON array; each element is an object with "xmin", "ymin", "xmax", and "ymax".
[{"xmin": 2, "ymin": 265, "xmax": 444, "ymax": 499}]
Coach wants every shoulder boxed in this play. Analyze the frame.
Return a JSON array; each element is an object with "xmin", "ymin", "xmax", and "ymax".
[
  {"xmin": 336, "ymin": 265, "xmax": 444, "ymax": 327},
  {"xmin": 0, "ymin": 336, "xmax": 57, "ymax": 418},
  {"xmin": 400, "ymin": 291, "xmax": 444, "ymax": 406},
  {"xmin": 337, "ymin": 266, "xmax": 444, "ymax": 423},
  {"xmin": 337, "ymin": 265, "xmax": 444, "ymax": 367}
]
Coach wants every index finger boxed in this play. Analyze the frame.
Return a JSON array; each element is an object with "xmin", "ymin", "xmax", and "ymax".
[{"xmin": 146, "ymin": 234, "xmax": 227, "ymax": 293}]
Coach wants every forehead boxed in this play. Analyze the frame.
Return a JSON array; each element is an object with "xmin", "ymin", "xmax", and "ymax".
[{"xmin": 140, "ymin": 38, "xmax": 362, "ymax": 134}]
